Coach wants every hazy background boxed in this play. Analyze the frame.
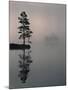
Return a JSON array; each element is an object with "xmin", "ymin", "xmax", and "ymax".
[
  {"xmin": 9, "ymin": 1, "xmax": 66, "ymax": 88},
  {"xmin": 9, "ymin": 1, "xmax": 66, "ymax": 44}
]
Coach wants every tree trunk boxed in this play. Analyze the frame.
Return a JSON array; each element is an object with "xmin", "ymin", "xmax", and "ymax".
[
  {"xmin": 23, "ymin": 49, "xmax": 25, "ymax": 61},
  {"xmin": 23, "ymin": 38, "xmax": 25, "ymax": 45},
  {"xmin": 28, "ymin": 37, "xmax": 30, "ymax": 43}
]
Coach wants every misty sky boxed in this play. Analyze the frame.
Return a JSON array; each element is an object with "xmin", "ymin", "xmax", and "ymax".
[{"xmin": 9, "ymin": 1, "xmax": 66, "ymax": 44}]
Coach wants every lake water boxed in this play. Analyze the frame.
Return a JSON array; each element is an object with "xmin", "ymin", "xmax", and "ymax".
[{"xmin": 9, "ymin": 38, "xmax": 66, "ymax": 89}]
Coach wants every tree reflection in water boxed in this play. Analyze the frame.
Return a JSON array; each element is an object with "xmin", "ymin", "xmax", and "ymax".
[{"xmin": 18, "ymin": 49, "xmax": 32, "ymax": 83}]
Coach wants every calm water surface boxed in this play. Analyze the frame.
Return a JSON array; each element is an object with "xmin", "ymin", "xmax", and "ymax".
[{"xmin": 9, "ymin": 40, "xmax": 66, "ymax": 89}]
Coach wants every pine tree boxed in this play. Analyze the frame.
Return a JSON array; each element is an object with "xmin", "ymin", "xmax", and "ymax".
[{"xmin": 18, "ymin": 11, "xmax": 33, "ymax": 45}]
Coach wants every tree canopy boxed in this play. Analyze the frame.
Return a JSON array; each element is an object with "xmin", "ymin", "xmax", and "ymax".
[{"xmin": 18, "ymin": 11, "xmax": 33, "ymax": 44}]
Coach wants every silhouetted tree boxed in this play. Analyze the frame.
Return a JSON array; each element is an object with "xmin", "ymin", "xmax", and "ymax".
[{"xmin": 18, "ymin": 11, "xmax": 33, "ymax": 45}]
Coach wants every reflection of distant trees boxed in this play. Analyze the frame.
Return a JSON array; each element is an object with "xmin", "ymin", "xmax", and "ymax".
[{"xmin": 18, "ymin": 49, "xmax": 32, "ymax": 83}]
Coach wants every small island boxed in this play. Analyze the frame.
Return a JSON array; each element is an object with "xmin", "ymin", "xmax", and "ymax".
[{"xmin": 10, "ymin": 43, "xmax": 31, "ymax": 50}]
